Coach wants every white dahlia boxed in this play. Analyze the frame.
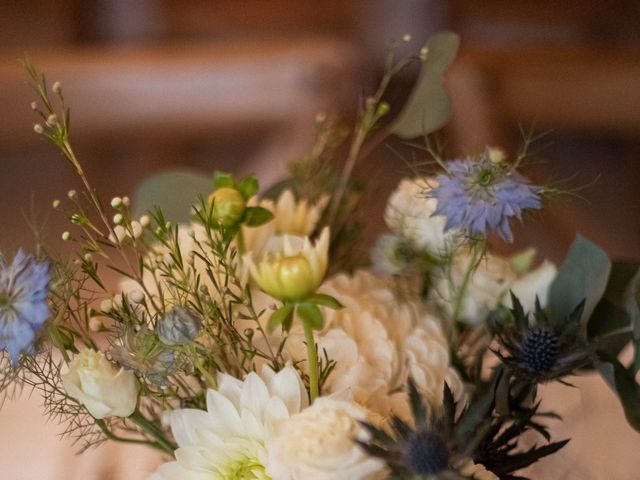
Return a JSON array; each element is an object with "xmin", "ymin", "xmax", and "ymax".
[
  {"xmin": 384, "ymin": 177, "xmax": 454, "ymax": 256},
  {"xmin": 284, "ymin": 270, "xmax": 464, "ymax": 419},
  {"xmin": 266, "ymin": 397, "xmax": 386, "ymax": 480},
  {"xmin": 150, "ymin": 365, "xmax": 307, "ymax": 480}
]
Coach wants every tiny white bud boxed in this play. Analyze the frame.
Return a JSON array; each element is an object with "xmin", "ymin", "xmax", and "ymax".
[
  {"xmin": 52, "ymin": 199, "xmax": 61, "ymax": 208},
  {"xmin": 46, "ymin": 113, "xmax": 58, "ymax": 126},
  {"xmin": 130, "ymin": 221, "xmax": 143, "ymax": 239},
  {"xmin": 110, "ymin": 197, "xmax": 123, "ymax": 208},
  {"xmin": 402, "ymin": 33, "xmax": 412, "ymax": 43},
  {"xmin": 33, "ymin": 124, "xmax": 44, "ymax": 134},
  {"xmin": 100, "ymin": 298, "xmax": 114, "ymax": 312},
  {"xmin": 30, "ymin": 101, "xmax": 38, "ymax": 110},
  {"xmin": 139, "ymin": 215, "xmax": 150, "ymax": 227},
  {"xmin": 419, "ymin": 47, "xmax": 429, "ymax": 60},
  {"xmin": 129, "ymin": 289, "xmax": 145, "ymax": 304},
  {"xmin": 62, "ymin": 231, "xmax": 71, "ymax": 241},
  {"xmin": 109, "ymin": 225, "xmax": 127, "ymax": 243},
  {"xmin": 83, "ymin": 253, "xmax": 93, "ymax": 262},
  {"xmin": 165, "ymin": 221, "xmax": 171, "ymax": 229},
  {"xmin": 122, "ymin": 196, "xmax": 130, "ymax": 207},
  {"xmin": 67, "ymin": 189, "xmax": 77, "ymax": 199},
  {"xmin": 315, "ymin": 112, "xmax": 326, "ymax": 123},
  {"xmin": 113, "ymin": 213, "xmax": 123, "ymax": 225},
  {"xmin": 52, "ymin": 81, "xmax": 62, "ymax": 94},
  {"xmin": 88, "ymin": 317, "xmax": 103, "ymax": 332},
  {"xmin": 112, "ymin": 294, "xmax": 124, "ymax": 308}
]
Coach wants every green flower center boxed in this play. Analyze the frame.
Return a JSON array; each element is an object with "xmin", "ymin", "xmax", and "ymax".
[{"xmin": 223, "ymin": 458, "xmax": 270, "ymax": 480}]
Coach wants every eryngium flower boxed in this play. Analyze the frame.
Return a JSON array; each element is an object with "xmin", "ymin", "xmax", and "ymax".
[
  {"xmin": 491, "ymin": 294, "xmax": 591, "ymax": 383},
  {"xmin": 0, "ymin": 250, "xmax": 50, "ymax": 363},
  {"xmin": 430, "ymin": 154, "xmax": 541, "ymax": 242},
  {"xmin": 156, "ymin": 306, "xmax": 201, "ymax": 345}
]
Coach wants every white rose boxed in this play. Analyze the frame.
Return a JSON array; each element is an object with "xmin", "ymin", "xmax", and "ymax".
[
  {"xmin": 434, "ymin": 250, "xmax": 515, "ymax": 324},
  {"xmin": 63, "ymin": 349, "xmax": 139, "ymax": 419},
  {"xmin": 384, "ymin": 177, "xmax": 453, "ymax": 255},
  {"xmin": 502, "ymin": 260, "xmax": 557, "ymax": 313},
  {"xmin": 266, "ymin": 397, "xmax": 386, "ymax": 480}
]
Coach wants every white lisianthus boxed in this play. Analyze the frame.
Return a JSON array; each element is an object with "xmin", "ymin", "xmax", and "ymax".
[
  {"xmin": 150, "ymin": 365, "xmax": 307, "ymax": 480},
  {"xmin": 62, "ymin": 349, "xmax": 139, "ymax": 419},
  {"xmin": 384, "ymin": 177, "xmax": 454, "ymax": 255},
  {"xmin": 502, "ymin": 260, "xmax": 557, "ymax": 313},
  {"xmin": 266, "ymin": 397, "xmax": 386, "ymax": 480},
  {"xmin": 433, "ymin": 250, "xmax": 516, "ymax": 324}
]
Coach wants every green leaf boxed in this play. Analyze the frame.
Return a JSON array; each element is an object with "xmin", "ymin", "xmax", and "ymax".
[
  {"xmin": 133, "ymin": 170, "xmax": 212, "ymax": 222},
  {"xmin": 296, "ymin": 303, "xmax": 324, "ymax": 330},
  {"xmin": 547, "ymin": 235, "xmax": 611, "ymax": 330},
  {"xmin": 237, "ymin": 176, "xmax": 259, "ymax": 200},
  {"xmin": 596, "ymin": 354, "xmax": 640, "ymax": 431},
  {"xmin": 308, "ymin": 293, "xmax": 343, "ymax": 310},
  {"xmin": 267, "ymin": 304, "xmax": 294, "ymax": 332},
  {"xmin": 213, "ymin": 171, "xmax": 235, "ymax": 189},
  {"xmin": 243, "ymin": 206, "xmax": 274, "ymax": 227},
  {"xmin": 390, "ymin": 31, "xmax": 460, "ymax": 139}
]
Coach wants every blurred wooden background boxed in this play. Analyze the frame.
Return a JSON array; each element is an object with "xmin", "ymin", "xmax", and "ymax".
[{"xmin": 1, "ymin": 2, "xmax": 640, "ymax": 479}]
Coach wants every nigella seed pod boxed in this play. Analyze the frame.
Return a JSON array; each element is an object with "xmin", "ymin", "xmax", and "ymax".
[{"xmin": 156, "ymin": 307, "xmax": 202, "ymax": 345}]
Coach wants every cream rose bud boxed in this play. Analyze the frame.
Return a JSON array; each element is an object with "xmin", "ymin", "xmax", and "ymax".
[
  {"xmin": 62, "ymin": 349, "xmax": 139, "ymax": 419},
  {"xmin": 266, "ymin": 397, "xmax": 386, "ymax": 480},
  {"xmin": 502, "ymin": 260, "xmax": 557, "ymax": 313}
]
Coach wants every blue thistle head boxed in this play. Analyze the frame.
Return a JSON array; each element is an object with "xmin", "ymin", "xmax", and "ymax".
[
  {"xmin": 518, "ymin": 326, "xmax": 560, "ymax": 375},
  {"xmin": 403, "ymin": 428, "xmax": 450, "ymax": 475},
  {"xmin": 0, "ymin": 250, "xmax": 51, "ymax": 363},
  {"xmin": 429, "ymin": 152, "xmax": 541, "ymax": 242}
]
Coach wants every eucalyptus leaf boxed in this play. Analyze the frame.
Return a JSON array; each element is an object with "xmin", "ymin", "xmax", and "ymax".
[
  {"xmin": 390, "ymin": 31, "xmax": 460, "ymax": 139},
  {"xmin": 596, "ymin": 354, "xmax": 640, "ymax": 432},
  {"xmin": 133, "ymin": 170, "xmax": 212, "ymax": 222},
  {"xmin": 547, "ymin": 235, "xmax": 611, "ymax": 330}
]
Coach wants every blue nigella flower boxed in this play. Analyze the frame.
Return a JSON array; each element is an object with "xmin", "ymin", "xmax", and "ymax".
[
  {"xmin": 430, "ymin": 153, "xmax": 541, "ymax": 242},
  {"xmin": 0, "ymin": 250, "xmax": 51, "ymax": 363}
]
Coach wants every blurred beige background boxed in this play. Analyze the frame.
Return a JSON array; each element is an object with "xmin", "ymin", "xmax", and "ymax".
[{"xmin": 1, "ymin": 1, "xmax": 639, "ymax": 478}]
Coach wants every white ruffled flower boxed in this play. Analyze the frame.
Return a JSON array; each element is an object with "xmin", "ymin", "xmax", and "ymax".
[
  {"xmin": 266, "ymin": 397, "xmax": 386, "ymax": 480},
  {"xmin": 433, "ymin": 250, "xmax": 515, "ymax": 324},
  {"xmin": 502, "ymin": 260, "xmax": 557, "ymax": 313},
  {"xmin": 150, "ymin": 365, "xmax": 307, "ymax": 480},
  {"xmin": 283, "ymin": 270, "xmax": 464, "ymax": 419},
  {"xmin": 62, "ymin": 350, "xmax": 139, "ymax": 419},
  {"xmin": 384, "ymin": 177, "xmax": 454, "ymax": 255}
]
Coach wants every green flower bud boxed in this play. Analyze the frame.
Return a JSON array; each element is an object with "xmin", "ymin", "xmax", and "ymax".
[{"xmin": 209, "ymin": 187, "xmax": 246, "ymax": 225}]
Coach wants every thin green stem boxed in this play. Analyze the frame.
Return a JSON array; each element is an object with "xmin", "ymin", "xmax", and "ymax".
[
  {"xmin": 302, "ymin": 319, "xmax": 319, "ymax": 403},
  {"xmin": 129, "ymin": 409, "xmax": 176, "ymax": 454},
  {"xmin": 95, "ymin": 419, "xmax": 167, "ymax": 451}
]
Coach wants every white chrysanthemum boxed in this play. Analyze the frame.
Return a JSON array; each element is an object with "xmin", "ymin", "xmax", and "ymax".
[
  {"xmin": 243, "ymin": 189, "xmax": 328, "ymax": 255},
  {"xmin": 283, "ymin": 270, "xmax": 464, "ymax": 419},
  {"xmin": 433, "ymin": 250, "xmax": 516, "ymax": 325},
  {"xmin": 384, "ymin": 177, "xmax": 454, "ymax": 255},
  {"xmin": 150, "ymin": 365, "xmax": 307, "ymax": 480},
  {"xmin": 266, "ymin": 397, "xmax": 386, "ymax": 480}
]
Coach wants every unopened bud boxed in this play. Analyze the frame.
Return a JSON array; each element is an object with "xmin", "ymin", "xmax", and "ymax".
[
  {"xmin": 88, "ymin": 317, "xmax": 103, "ymax": 332},
  {"xmin": 52, "ymin": 81, "xmax": 62, "ymax": 94},
  {"xmin": 208, "ymin": 187, "xmax": 247, "ymax": 226},
  {"xmin": 129, "ymin": 289, "xmax": 145, "ymax": 304},
  {"xmin": 113, "ymin": 213, "xmax": 123, "ymax": 225},
  {"xmin": 52, "ymin": 199, "xmax": 61, "ymax": 209},
  {"xmin": 402, "ymin": 33, "xmax": 412, "ymax": 43},
  {"xmin": 419, "ymin": 47, "xmax": 429, "ymax": 60},
  {"xmin": 33, "ymin": 124, "xmax": 44, "ymax": 134},
  {"xmin": 67, "ymin": 189, "xmax": 77, "ymax": 200},
  {"xmin": 139, "ymin": 215, "xmax": 151, "ymax": 227},
  {"xmin": 30, "ymin": 101, "xmax": 38, "ymax": 111},
  {"xmin": 122, "ymin": 196, "xmax": 130, "ymax": 207},
  {"xmin": 46, "ymin": 113, "xmax": 58, "ymax": 126},
  {"xmin": 62, "ymin": 231, "xmax": 71, "ymax": 241},
  {"xmin": 111, "ymin": 197, "xmax": 123, "ymax": 208}
]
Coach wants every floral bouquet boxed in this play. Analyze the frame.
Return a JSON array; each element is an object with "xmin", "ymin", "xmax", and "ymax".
[{"xmin": 2, "ymin": 32, "xmax": 639, "ymax": 480}]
